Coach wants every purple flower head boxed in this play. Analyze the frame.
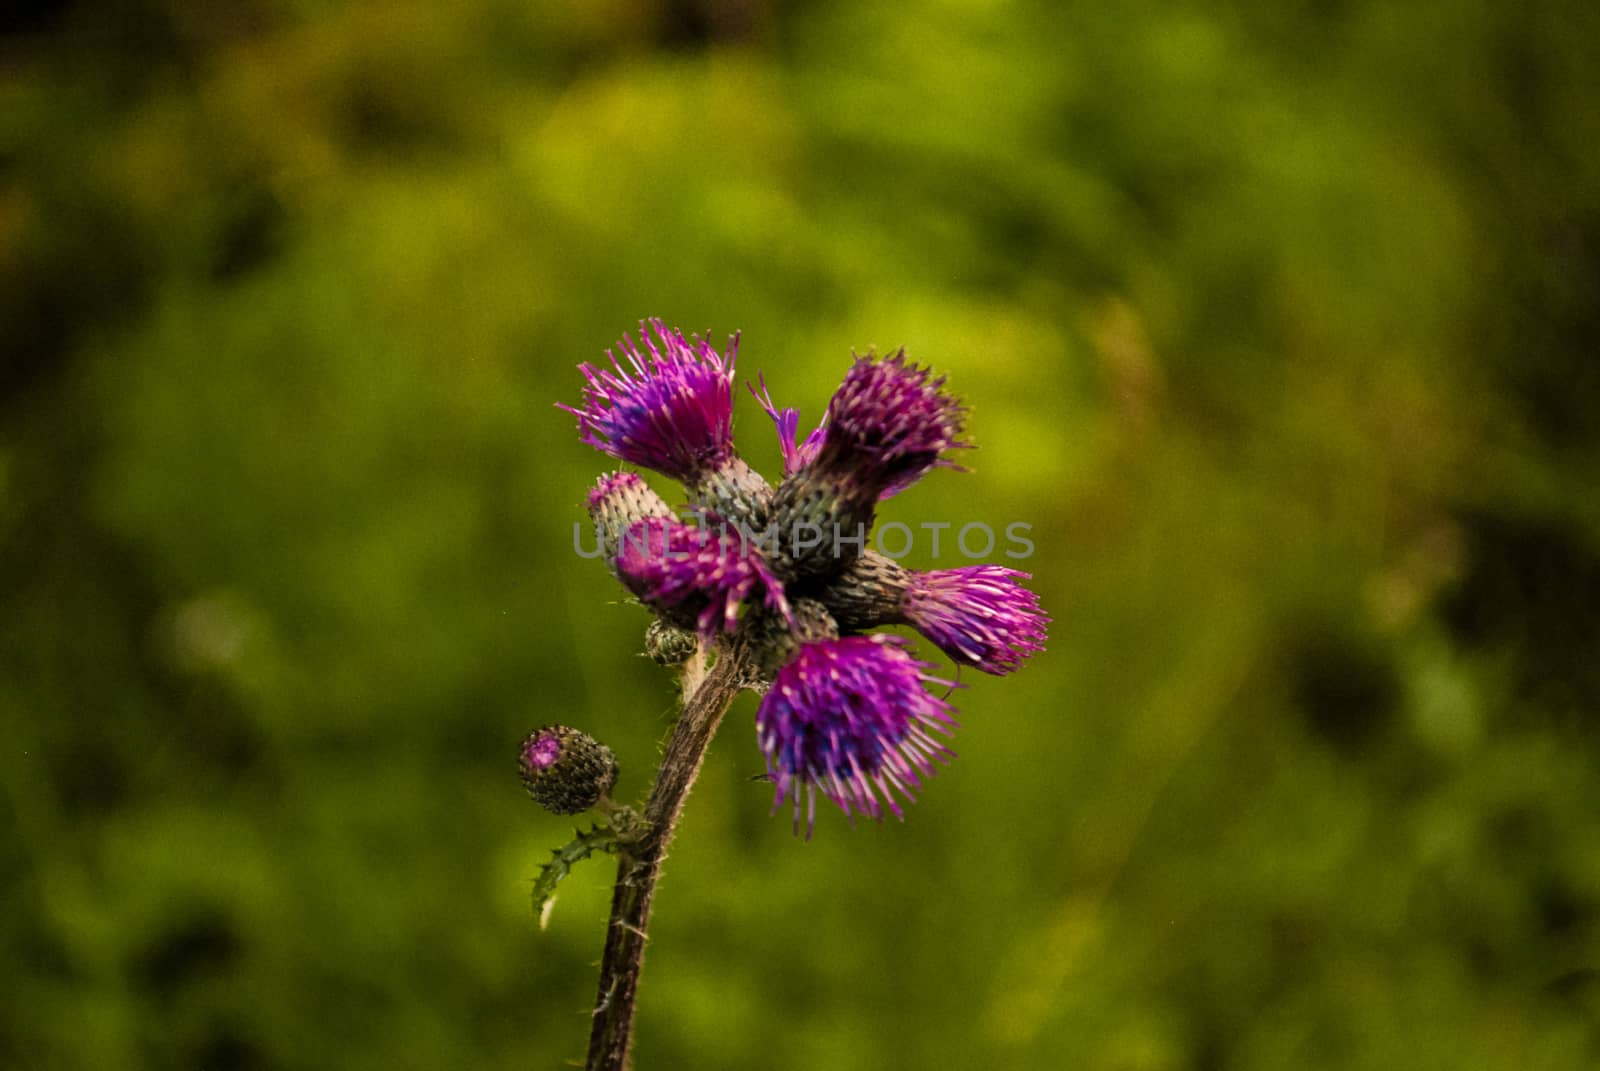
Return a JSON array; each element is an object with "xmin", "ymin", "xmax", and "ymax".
[
  {"xmin": 750, "ymin": 375, "xmax": 826, "ymax": 477},
  {"xmin": 559, "ymin": 319, "xmax": 738, "ymax": 483},
  {"xmin": 902, "ymin": 566, "xmax": 1050, "ymax": 675},
  {"xmin": 814, "ymin": 350, "xmax": 970, "ymax": 500},
  {"xmin": 616, "ymin": 516, "xmax": 791, "ymax": 641},
  {"xmin": 756, "ymin": 634, "xmax": 960, "ymax": 837}
]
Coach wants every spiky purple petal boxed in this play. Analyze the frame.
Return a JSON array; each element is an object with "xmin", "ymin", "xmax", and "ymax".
[
  {"xmin": 902, "ymin": 566, "xmax": 1049, "ymax": 675},
  {"xmin": 615, "ymin": 517, "xmax": 790, "ymax": 641},
  {"xmin": 559, "ymin": 319, "xmax": 738, "ymax": 482},
  {"xmin": 750, "ymin": 375, "xmax": 825, "ymax": 477},
  {"xmin": 816, "ymin": 350, "xmax": 970, "ymax": 500},
  {"xmin": 756, "ymin": 634, "xmax": 959, "ymax": 836}
]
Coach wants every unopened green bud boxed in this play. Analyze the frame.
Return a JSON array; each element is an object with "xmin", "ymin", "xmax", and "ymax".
[{"xmin": 644, "ymin": 620, "xmax": 698, "ymax": 666}]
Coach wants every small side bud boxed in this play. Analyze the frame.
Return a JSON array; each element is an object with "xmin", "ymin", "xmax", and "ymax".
[
  {"xmin": 645, "ymin": 620, "xmax": 698, "ymax": 666},
  {"xmin": 518, "ymin": 726, "xmax": 619, "ymax": 815}
]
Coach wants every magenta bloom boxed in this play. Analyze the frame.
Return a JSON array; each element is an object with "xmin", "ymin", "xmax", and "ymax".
[
  {"xmin": 559, "ymin": 319, "xmax": 738, "ymax": 483},
  {"xmin": 903, "ymin": 566, "xmax": 1050, "ymax": 675},
  {"xmin": 756, "ymin": 635, "xmax": 959, "ymax": 836},
  {"xmin": 615, "ymin": 517, "xmax": 790, "ymax": 641},
  {"xmin": 816, "ymin": 350, "xmax": 969, "ymax": 500}
]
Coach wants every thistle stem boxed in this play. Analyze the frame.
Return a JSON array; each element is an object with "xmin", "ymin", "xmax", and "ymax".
[{"xmin": 585, "ymin": 646, "xmax": 749, "ymax": 1071}]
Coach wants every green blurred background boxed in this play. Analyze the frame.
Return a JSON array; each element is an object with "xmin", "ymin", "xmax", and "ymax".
[{"xmin": 4, "ymin": 1, "xmax": 1600, "ymax": 1068}]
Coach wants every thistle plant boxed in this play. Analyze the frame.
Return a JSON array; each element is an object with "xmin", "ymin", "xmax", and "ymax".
[{"xmin": 528, "ymin": 318, "xmax": 1049, "ymax": 1070}]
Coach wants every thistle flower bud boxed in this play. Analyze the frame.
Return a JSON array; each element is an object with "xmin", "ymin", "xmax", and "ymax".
[
  {"xmin": 644, "ymin": 619, "xmax": 698, "ymax": 666},
  {"xmin": 518, "ymin": 726, "xmax": 619, "ymax": 816},
  {"xmin": 587, "ymin": 471, "xmax": 674, "ymax": 572}
]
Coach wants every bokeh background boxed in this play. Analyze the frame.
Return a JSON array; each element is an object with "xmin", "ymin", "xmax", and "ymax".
[{"xmin": 5, "ymin": 1, "xmax": 1600, "ymax": 1068}]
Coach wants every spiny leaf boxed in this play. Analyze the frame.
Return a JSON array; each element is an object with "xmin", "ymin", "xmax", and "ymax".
[{"xmin": 532, "ymin": 815, "xmax": 638, "ymax": 929}]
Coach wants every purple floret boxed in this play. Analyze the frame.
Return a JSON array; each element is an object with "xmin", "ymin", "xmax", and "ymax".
[
  {"xmin": 756, "ymin": 634, "xmax": 959, "ymax": 837},
  {"xmin": 559, "ymin": 319, "xmax": 738, "ymax": 483},
  {"xmin": 750, "ymin": 375, "xmax": 826, "ymax": 477},
  {"xmin": 615, "ymin": 517, "xmax": 791, "ymax": 641},
  {"xmin": 816, "ymin": 350, "xmax": 970, "ymax": 500},
  {"xmin": 522, "ymin": 731, "xmax": 562, "ymax": 770},
  {"xmin": 903, "ymin": 566, "xmax": 1049, "ymax": 675}
]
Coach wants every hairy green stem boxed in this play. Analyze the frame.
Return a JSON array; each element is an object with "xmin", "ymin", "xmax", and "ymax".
[{"xmin": 584, "ymin": 646, "xmax": 750, "ymax": 1071}]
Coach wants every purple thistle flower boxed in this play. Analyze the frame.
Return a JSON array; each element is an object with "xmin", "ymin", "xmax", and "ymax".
[
  {"xmin": 559, "ymin": 319, "xmax": 738, "ymax": 483},
  {"xmin": 902, "ymin": 566, "xmax": 1050, "ymax": 675},
  {"xmin": 615, "ymin": 516, "xmax": 791, "ymax": 641},
  {"xmin": 750, "ymin": 375, "xmax": 826, "ymax": 477},
  {"xmin": 756, "ymin": 634, "xmax": 959, "ymax": 837},
  {"xmin": 815, "ymin": 350, "xmax": 970, "ymax": 501}
]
